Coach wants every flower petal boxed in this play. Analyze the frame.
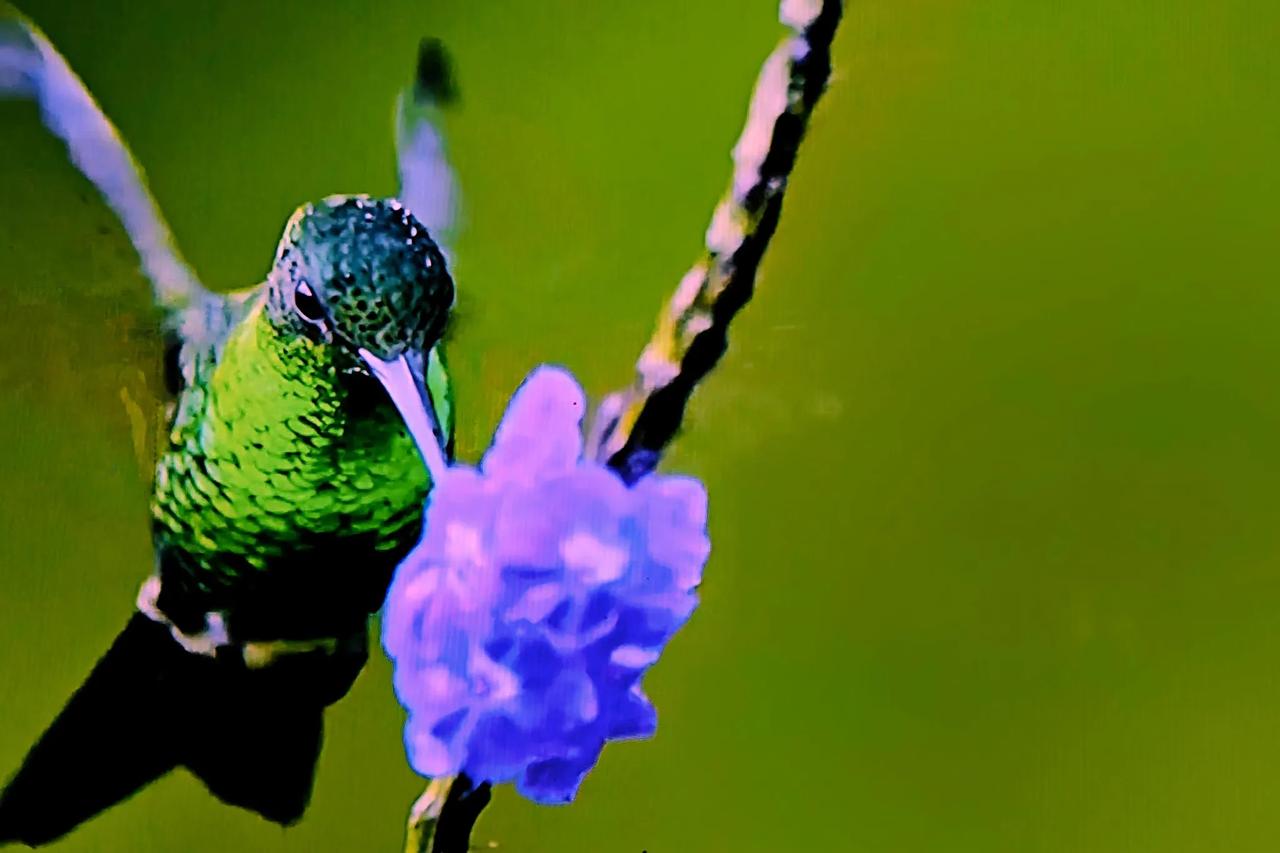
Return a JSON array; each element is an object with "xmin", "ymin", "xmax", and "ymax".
[{"xmin": 482, "ymin": 366, "xmax": 585, "ymax": 480}]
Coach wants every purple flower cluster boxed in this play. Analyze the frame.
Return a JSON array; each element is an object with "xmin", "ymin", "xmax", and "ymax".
[{"xmin": 382, "ymin": 366, "xmax": 710, "ymax": 803}]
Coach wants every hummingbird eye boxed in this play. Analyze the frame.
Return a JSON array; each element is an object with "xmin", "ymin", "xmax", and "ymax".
[{"xmin": 293, "ymin": 280, "xmax": 326, "ymax": 324}]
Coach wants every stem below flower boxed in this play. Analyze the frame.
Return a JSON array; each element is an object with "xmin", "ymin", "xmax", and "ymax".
[
  {"xmin": 403, "ymin": 776, "xmax": 450, "ymax": 853},
  {"xmin": 404, "ymin": 774, "xmax": 492, "ymax": 853}
]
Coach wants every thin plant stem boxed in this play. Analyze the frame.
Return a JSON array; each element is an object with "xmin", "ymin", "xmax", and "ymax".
[{"xmin": 587, "ymin": 0, "xmax": 844, "ymax": 478}]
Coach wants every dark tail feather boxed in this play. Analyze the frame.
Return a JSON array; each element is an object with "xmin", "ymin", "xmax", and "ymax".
[
  {"xmin": 0, "ymin": 614, "xmax": 358, "ymax": 847},
  {"xmin": 0, "ymin": 614, "xmax": 182, "ymax": 846},
  {"xmin": 181, "ymin": 690, "xmax": 323, "ymax": 827}
]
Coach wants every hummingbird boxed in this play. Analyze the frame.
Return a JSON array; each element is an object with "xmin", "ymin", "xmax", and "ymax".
[{"xmin": 0, "ymin": 14, "xmax": 462, "ymax": 845}]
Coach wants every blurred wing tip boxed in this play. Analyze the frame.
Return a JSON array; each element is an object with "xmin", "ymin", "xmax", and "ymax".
[
  {"xmin": 0, "ymin": 13, "xmax": 38, "ymax": 91},
  {"xmin": 413, "ymin": 37, "xmax": 459, "ymax": 107}
]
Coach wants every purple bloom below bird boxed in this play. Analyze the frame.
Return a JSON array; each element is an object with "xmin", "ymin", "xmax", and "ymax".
[{"xmin": 382, "ymin": 366, "xmax": 710, "ymax": 804}]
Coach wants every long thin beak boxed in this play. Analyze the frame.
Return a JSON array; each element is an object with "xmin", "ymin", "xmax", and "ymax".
[{"xmin": 359, "ymin": 348, "xmax": 448, "ymax": 482}]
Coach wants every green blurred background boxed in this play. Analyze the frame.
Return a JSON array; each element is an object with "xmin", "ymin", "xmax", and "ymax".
[{"xmin": 2, "ymin": 0, "xmax": 1278, "ymax": 850}]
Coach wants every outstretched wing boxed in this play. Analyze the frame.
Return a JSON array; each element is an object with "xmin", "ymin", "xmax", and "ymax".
[
  {"xmin": 0, "ymin": 11, "xmax": 229, "ymax": 476},
  {"xmin": 0, "ymin": 12, "xmax": 219, "ymax": 331},
  {"xmin": 395, "ymin": 38, "xmax": 461, "ymax": 265}
]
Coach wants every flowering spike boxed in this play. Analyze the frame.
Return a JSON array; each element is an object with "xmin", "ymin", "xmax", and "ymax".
[{"xmin": 383, "ymin": 367, "xmax": 709, "ymax": 803}]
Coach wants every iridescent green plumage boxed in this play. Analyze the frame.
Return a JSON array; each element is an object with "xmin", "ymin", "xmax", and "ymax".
[{"xmin": 155, "ymin": 302, "xmax": 434, "ymax": 562}]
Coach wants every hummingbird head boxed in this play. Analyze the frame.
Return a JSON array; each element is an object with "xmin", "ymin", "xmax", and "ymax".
[
  {"xmin": 266, "ymin": 194, "xmax": 455, "ymax": 478},
  {"xmin": 267, "ymin": 194, "xmax": 453, "ymax": 359}
]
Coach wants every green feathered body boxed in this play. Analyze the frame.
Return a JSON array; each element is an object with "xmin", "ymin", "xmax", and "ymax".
[{"xmin": 150, "ymin": 293, "xmax": 453, "ymax": 640}]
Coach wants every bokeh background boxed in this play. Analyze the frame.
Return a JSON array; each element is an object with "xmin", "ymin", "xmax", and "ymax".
[{"xmin": 2, "ymin": 0, "xmax": 1278, "ymax": 850}]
